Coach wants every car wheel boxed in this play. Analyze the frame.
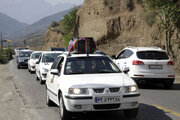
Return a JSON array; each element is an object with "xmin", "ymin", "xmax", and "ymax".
[
  {"xmin": 163, "ymin": 80, "xmax": 173, "ymax": 89},
  {"xmin": 36, "ymin": 76, "xmax": 39, "ymax": 81},
  {"xmin": 59, "ymin": 93, "xmax": 71, "ymax": 120},
  {"xmin": 17, "ymin": 65, "xmax": 20, "ymax": 69},
  {"xmin": 46, "ymin": 87, "xmax": 53, "ymax": 106},
  {"xmin": 40, "ymin": 76, "xmax": 45, "ymax": 84},
  {"xmin": 124, "ymin": 108, "xmax": 138, "ymax": 118}
]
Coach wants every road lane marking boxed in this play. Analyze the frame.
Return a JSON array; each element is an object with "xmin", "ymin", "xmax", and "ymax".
[{"xmin": 153, "ymin": 104, "xmax": 180, "ymax": 117}]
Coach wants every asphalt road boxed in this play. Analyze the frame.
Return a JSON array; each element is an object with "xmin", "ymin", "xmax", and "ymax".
[{"xmin": 9, "ymin": 59, "xmax": 180, "ymax": 120}]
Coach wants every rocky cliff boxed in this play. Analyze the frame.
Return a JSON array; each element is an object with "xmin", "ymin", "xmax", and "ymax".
[{"xmin": 45, "ymin": 0, "xmax": 180, "ymax": 73}]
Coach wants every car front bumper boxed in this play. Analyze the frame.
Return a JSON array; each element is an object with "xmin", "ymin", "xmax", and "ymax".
[{"xmin": 63, "ymin": 94, "xmax": 140, "ymax": 112}]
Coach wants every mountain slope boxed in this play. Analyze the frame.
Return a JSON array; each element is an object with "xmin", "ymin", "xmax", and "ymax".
[
  {"xmin": 0, "ymin": 0, "xmax": 74, "ymax": 24},
  {"xmin": 0, "ymin": 12, "xmax": 28, "ymax": 34},
  {"xmin": 11, "ymin": 8, "xmax": 73, "ymax": 46}
]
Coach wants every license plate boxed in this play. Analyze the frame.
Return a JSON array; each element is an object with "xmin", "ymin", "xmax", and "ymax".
[
  {"xmin": 149, "ymin": 65, "xmax": 163, "ymax": 69},
  {"xmin": 95, "ymin": 96, "xmax": 120, "ymax": 103}
]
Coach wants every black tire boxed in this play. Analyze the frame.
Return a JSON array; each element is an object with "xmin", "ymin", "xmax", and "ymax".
[
  {"xmin": 163, "ymin": 80, "xmax": 173, "ymax": 89},
  {"xmin": 46, "ymin": 87, "xmax": 53, "ymax": 106},
  {"xmin": 40, "ymin": 76, "xmax": 45, "ymax": 84},
  {"xmin": 36, "ymin": 76, "xmax": 39, "ymax": 81},
  {"xmin": 17, "ymin": 65, "xmax": 20, "ymax": 69},
  {"xmin": 59, "ymin": 93, "xmax": 71, "ymax": 120},
  {"xmin": 124, "ymin": 108, "xmax": 138, "ymax": 118}
]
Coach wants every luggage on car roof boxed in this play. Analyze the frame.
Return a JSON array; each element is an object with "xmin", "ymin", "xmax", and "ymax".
[{"xmin": 67, "ymin": 37, "xmax": 96, "ymax": 54}]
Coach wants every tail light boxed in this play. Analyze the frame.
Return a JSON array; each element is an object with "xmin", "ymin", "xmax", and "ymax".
[
  {"xmin": 167, "ymin": 61, "xmax": 173, "ymax": 65},
  {"xmin": 133, "ymin": 60, "xmax": 144, "ymax": 65}
]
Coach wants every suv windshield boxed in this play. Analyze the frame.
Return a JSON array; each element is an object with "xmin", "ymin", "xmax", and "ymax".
[
  {"xmin": 64, "ymin": 56, "xmax": 121, "ymax": 75},
  {"xmin": 31, "ymin": 53, "xmax": 41, "ymax": 59},
  {"xmin": 19, "ymin": 52, "xmax": 32, "ymax": 57},
  {"xmin": 137, "ymin": 51, "xmax": 169, "ymax": 60},
  {"xmin": 42, "ymin": 53, "xmax": 61, "ymax": 63}
]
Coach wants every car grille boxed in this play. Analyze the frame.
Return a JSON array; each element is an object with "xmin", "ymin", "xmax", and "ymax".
[
  {"xmin": 93, "ymin": 104, "xmax": 120, "ymax": 109},
  {"xmin": 93, "ymin": 88, "xmax": 120, "ymax": 93},
  {"xmin": 93, "ymin": 88, "xmax": 104, "ymax": 93},
  {"xmin": 109, "ymin": 88, "xmax": 120, "ymax": 93},
  {"xmin": 24, "ymin": 59, "xmax": 28, "ymax": 62}
]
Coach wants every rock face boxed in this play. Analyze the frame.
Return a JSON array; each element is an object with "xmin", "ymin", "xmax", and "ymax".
[
  {"xmin": 44, "ymin": 0, "xmax": 180, "ymax": 73},
  {"xmin": 44, "ymin": 27, "xmax": 64, "ymax": 50},
  {"xmin": 75, "ymin": 0, "xmax": 180, "ymax": 72}
]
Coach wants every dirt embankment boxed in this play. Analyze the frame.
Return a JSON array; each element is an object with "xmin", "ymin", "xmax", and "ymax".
[
  {"xmin": 76, "ymin": 0, "xmax": 180, "ymax": 73},
  {"xmin": 44, "ymin": 0, "xmax": 180, "ymax": 73}
]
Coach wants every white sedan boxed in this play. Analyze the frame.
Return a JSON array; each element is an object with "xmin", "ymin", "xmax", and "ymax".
[
  {"xmin": 35, "ymin": 51, "xmax": 63, "ymax": 84},
  {"xmin": 46, "ymin": 53, "xmax": 140, "ymax": 120},
  {"xmin": 28, "ymin": 51, "xmax": 42, "ymax": 73}
]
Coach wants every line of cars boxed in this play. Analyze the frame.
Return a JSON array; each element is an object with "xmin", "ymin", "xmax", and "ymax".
[{"xmin": 14, "ymin": 38, "xmax": 175, "ymax": 120}]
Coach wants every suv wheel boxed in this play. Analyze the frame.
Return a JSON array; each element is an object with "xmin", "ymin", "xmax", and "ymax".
[
  {"xmin": 59, "ymin": 93, "xmax": 71, "ymax": 120},
  {"xmin": 163, "ymin": 80, "xmax": 173, "ymax": 89},
  {"xmin": 124, "ymin": 108, "xmax": 138, "ymax": 118},
  {"xmin": 46, "ymin": 87, "xmax": 53, "ymax": 106}
]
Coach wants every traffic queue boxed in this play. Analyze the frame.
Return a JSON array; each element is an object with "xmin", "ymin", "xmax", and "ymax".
[{"xmin": 14, "ymin": 37, "xmax": 175, "ymax": 120}]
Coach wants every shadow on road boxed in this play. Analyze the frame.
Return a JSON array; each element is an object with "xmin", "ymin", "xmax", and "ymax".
[
  {"xmin": 138, "ymin": 83, "xmax": 180, "ymax": 90},
  {"xmin": 62, "ymin": 103, "xmax": 172, "ymax": 120}
]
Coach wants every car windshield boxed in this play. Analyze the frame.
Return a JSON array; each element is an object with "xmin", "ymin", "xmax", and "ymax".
[
  {"xmin": 31, "ymin": 53, "xmax": 41, "ymax": 59},
  {"xmin": 42, "ymin": 53, "xmax": 61, "ymax": 63},
  {"xmin": 19, "ymin": 52, "xmax": 32, "ymax": 57},
  {"xmin": 64, "ymin": 56, "xmax": 121, "ymax": 75},
  {"xmin": 137, "ymin": 51, "xmax": 169, "ymax": 60}
]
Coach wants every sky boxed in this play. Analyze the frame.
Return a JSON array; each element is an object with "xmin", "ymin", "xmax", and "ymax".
[
  {"xmin": 0, "ymin": 0, "xmax": 84, "ymax": 24},
  {"xmin": 44, "ymin": 0, "xmax": 84, "ymax": 6}
]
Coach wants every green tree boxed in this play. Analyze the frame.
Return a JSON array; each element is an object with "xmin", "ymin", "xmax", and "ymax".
[
  {"xmin": 61, "ymin": 9, "xmax": 77, "ymax": 46},
  {"xmin": 143, "ymin": 0, "xmax": 180, "ymax": 58}
]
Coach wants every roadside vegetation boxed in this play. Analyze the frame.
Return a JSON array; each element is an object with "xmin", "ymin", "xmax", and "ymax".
[
  {"xmin": 61, "ymin": 9, "xmax": 77, "ymax": 47},
  {"xmin": 0, "ymin": 49, "xmax": 13, "ymax": 64},
  {"xmin": 143, "ymin": 0, "xmax": 180, "ymax": 58}
]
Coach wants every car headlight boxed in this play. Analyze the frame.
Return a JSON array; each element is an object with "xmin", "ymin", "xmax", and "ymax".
[
  {"xmin": 42, "ymin": 68, "xmax": 49, "ymax": 73},
  {"xmin": 124, "ymin": 85, "xmax": 138, "ymax": 93},
  {"xmin": 69, "ymin": 88, "xmax": 89, "ymax": 95}
]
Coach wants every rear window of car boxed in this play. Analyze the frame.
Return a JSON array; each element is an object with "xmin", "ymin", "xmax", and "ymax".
[{"xmin": 137, "ymin": 51, "xmax": 169, "ymax": 60}]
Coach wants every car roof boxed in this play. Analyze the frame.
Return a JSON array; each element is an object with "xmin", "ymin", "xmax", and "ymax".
[
  {"xmin": 42, "ymin": 51, "xmax": 64, "ymax": 54},
  {"xmin": 125, "ymin": 46, "xmax": 165, "ymax": 52},
  {"xmin": 60, "ymin": 52, "xmax": 106, "ymax": 58}
]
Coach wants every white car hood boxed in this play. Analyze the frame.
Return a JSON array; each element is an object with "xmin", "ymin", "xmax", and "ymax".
[{"xmin": 61, "ymin": 73, "xmax": 136, "ymax": 89}]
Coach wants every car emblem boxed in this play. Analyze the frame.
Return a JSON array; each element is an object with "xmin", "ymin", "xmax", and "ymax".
[{"xmin": 105, "ymin": 88, "xmax": 110, "ymax": 94}]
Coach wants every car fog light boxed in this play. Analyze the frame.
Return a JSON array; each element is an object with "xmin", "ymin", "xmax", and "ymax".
[
  {"xmin": 131, "ymin": 102, "xmax": 138, "ymax": 106},
  {"xmin": 74, "ymin": 105, "xmax": 82, "ymax": 109}
]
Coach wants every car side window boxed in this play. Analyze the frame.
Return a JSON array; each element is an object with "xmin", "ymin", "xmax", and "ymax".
[
  {"xmin": 124, "ymin": 50, "xmax": 133, "ymax": 58},
  {"xmin": 51, "ymin": 57, "xmax": 61, "ymax": 69},
  {"xmin": 117, "ymin": 50, "xmax": 125, "ymax": 59},
  {"xmin": 57, "ymin": 57, "xmax": 64, "ymax": 73}
]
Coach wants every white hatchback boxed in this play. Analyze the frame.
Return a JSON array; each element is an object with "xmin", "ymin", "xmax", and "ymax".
[
  {"xmin": 113, "ymin": 46, "xmax": 175, "ymax": 88},
  {"xmin": 46, "ymin": 53, "xmax": 140, "ymax": 120}
]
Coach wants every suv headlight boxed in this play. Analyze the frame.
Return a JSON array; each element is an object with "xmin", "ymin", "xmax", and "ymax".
[
  {"xmin": 124, "ymin": 85, "xmax": 138, "ymax": 93},
  {"xmin": 42, "ymin": 68, "xmax": 49, "ymax": 73},
  {"xmin": 69, "ymin": 88, "xmax": 89, "ymax": 95}
]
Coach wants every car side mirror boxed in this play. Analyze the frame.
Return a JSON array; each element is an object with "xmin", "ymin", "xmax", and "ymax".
[
  {"xmin": 50, "ymin": 69, "xmax": 59, "ymax": 75},
  {"xmin": 111, "ymin": 55, "xmax": 116, "ymax": 59},
  {"xmin": 36, "ymin": 61, "xmax": 40, "ymax": 64},
  {"xmin": 123, "ymin": 67, "xmax": 130, "ymax": 74}
]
